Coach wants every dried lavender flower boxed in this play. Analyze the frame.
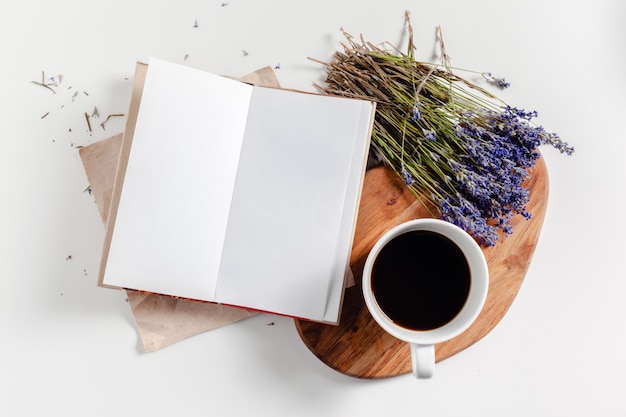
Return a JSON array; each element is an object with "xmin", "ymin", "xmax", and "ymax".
[{"xmin": 313, "ymin": 13, "xmax": 573, "ymax": 246}]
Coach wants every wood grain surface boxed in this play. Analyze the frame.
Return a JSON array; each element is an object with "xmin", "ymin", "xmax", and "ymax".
[{"xmin": 295, "ymin": 156, "xmax": 549, "ymax": 378}]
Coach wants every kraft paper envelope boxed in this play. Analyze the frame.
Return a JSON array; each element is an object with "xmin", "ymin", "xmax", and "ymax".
[{"xmin": 80, "ymin": 65, "xmax": 355, "ymax": 352}]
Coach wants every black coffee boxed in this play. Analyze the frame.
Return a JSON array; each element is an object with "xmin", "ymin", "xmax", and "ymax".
[{"xmin": 371, "ymin": 230, "xmax": 471, "ymax": 331}]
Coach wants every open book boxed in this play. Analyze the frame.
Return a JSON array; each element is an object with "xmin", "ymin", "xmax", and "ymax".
[{"xmin": 99, "ymin": 58, "xmax": 375, "ymax": 324}]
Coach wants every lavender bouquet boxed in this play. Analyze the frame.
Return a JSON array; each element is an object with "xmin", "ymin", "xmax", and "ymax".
[{"xmin": 313, "ymin": 14, "xmax": 573, "ymax": 246}]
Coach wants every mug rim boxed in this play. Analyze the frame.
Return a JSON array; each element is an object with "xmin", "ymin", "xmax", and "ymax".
[{"xmin": 362, "ymin": 218, "xmax": 489, "ymax": 346}]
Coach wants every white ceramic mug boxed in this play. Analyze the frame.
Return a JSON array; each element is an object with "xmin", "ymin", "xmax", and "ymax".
[{"xmin": 362, "ymin": 219, "xmax": 489, "ymax": 379}]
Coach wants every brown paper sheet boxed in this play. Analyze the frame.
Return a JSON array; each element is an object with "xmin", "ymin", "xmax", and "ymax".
[{"xmin": 80, "ymin": 66, "xmax": 281, "ymax": 352}]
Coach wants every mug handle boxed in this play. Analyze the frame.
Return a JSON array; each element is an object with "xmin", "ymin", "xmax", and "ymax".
[{"xmin": 410, "ymin": 343, "xmax": 435, "ymax": 379}]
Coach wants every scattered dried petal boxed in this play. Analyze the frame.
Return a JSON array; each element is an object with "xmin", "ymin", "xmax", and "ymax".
[{"xmin": 84, "ymin": 112, "xmax": 92, "ymax": 132}]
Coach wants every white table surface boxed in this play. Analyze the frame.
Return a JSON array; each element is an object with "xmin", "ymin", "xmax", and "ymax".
[{"xmin": 1, "ymin": 1, "xmax": 624, "ymax": 416}]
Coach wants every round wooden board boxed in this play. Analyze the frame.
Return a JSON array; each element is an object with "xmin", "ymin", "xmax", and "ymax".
[{"xmin": 295, "ymin": 156, "xmax": 549, "ymax": 378}]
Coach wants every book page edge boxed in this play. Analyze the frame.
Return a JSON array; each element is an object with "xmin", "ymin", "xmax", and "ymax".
[{"xmin": 97, "ymin": 62, "xmax": 148, "ymax": 289}]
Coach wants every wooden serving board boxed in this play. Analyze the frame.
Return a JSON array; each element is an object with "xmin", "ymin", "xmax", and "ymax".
[{"xmin": 295, "ymin": 156, "xmax": 548, "ymax": 378}]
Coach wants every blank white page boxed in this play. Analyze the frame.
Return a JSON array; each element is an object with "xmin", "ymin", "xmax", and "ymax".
[
  {"xmin": 103, "ymin": 58, "xmax": 253, "ymax": 301},
  {"xmin": 215, "ymin": 87, "xmax": 373, "ymax": 321}
]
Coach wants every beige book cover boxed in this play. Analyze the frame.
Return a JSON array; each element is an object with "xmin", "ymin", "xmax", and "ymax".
[{"xmin": 98, "ymin": 58, "xmax": 375, "ymax": 324}]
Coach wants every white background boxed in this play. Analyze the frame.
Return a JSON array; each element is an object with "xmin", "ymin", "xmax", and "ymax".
[{"xmin": 1, "ymin": 1, "xmax": 624, "ymax": 416}]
